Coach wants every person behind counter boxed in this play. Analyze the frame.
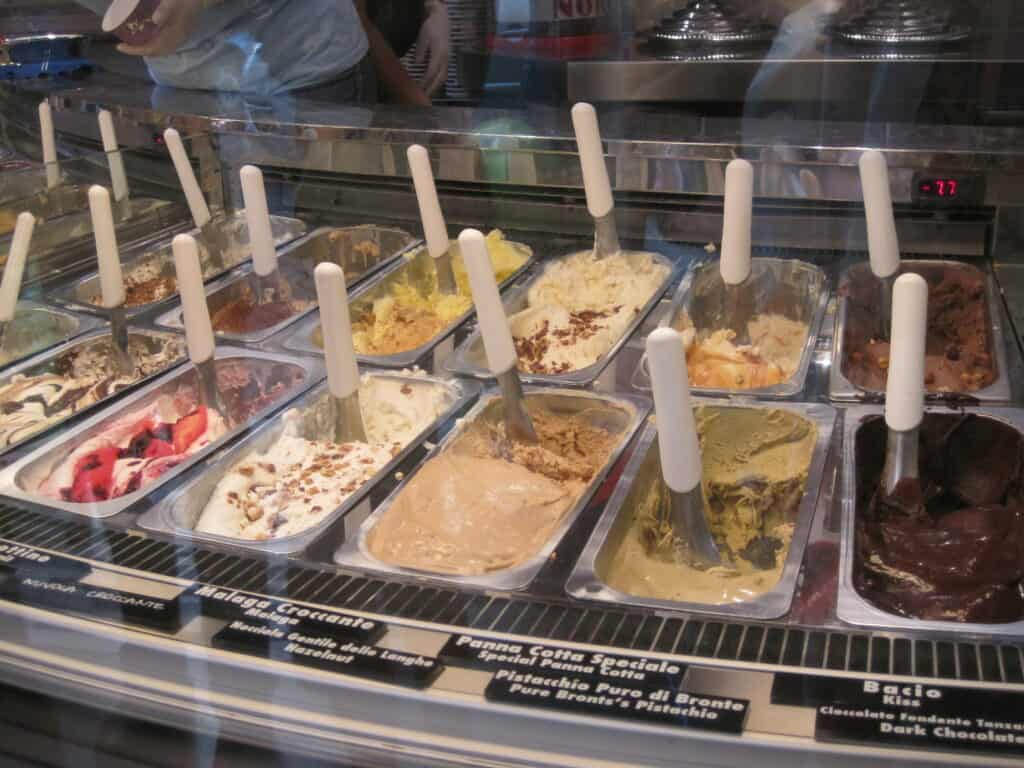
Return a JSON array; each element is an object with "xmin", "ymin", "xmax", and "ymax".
[{"xmin": 76, "ymin": 0, "xmax": 441, "ymax": 103}]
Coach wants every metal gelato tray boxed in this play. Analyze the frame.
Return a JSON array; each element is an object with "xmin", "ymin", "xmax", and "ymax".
[
  {"xmin": 334, "ymin": 387, "xmax": 650, "ymax": 591},
  {"xmin": 283, "ymin": 237, "xmax": 535, "ymax": 369},
  {"xmin": 0, "ymin": 165, "xmax": 62, "ymax": 205},
  {"xmin": 55, "ymin": 211, "xmax": 308, "ymax": 320},
  {"xmin": 631, "ymin": 257, "xmax": 829, "ymax": 399},
  {"xmin": 138, "ymin": 372, "xmax": 480, "ymax": 556},
  {"xmin": 0, "ymin": 300, "xmax": 105, "ymax": 372},
  {"xmin": 275, "ymin": 224, "xmax": 416, "ymax": 286},
  {"xmin": 565, "ymin": 402, "xmax": 836, "ymax": 620},
  {"xmin": 150, "ymin": 225, "xmax": 415, "ymax": 346},
  {"xmin": 829, "ymin": 259, "xmax": 1011, "ymax": 403},
  {"xmin": 0, "ymin": 327, "xmax": 187, "ymax": 458},
  {"xmin": 837, "ymin": 405, "xmax": 1024, "ymax": 638},
  {"xmin": 0, "ymin": 348, "xmax": 318, "ymax": 520},
  {"xmin": 155, "ymin": 264, "xmax": 316, "ymax": 345},
  {"xmin": 446, "ymin": 251, "xmax": 675, "ymax": 388},
  {"xmin": 1, "ymin": 195, "xmax": 183, "ymax": 286}
]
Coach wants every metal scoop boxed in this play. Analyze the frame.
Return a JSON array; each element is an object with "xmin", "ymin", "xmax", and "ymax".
[
  {"xmin": 408, "ymin": 144, "xmax": 458, "ymax": 295},
  {"xmin": 172, "ymin": 233, "xmax": 224, "ymax": 417},
  {"xmin": 315, "ymin": 262, "xmax": 368, "ymax": 444},
  {"xmin": 647, "ymin": 327, "xmax": 721, "ymax": 567},
  {"xmin": 164, "ymin": 128, "xmax": 231, "ymax": 271},
  {"xmin": 571, "ymin": 103, "xmax": 621, "ymax": 259},
  {"xmin": 0, "ymin": 212, "xmax": 35, "ymax": 351},
  {"xmin": 88, "ymin": 185, "xmax": 133, "ymax": 375},
  {"xmin": 720, "ymin": 158, "xmax": 754, "ymax": 340},
  {"xmin": 859, "ymin": 150, "xmax": 901, "ymax": 340},
  {"xmin": 881, "ymin": 273, "xmax": 928, "ymax": 502},
  {"xmin": 459, "ymin": 227, "xmax": 538, "ymax": 445},
  {"xmin": 240, "ymin": 164, "xmax": 283, "ymax": 306}
]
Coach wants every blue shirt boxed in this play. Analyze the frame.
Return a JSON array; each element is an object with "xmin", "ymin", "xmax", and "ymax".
[{"xmin": 78, "ymin": 0, "xmax": 367, "ymax": 94}]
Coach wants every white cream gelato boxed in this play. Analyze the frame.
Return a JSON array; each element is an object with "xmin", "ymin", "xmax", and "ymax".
[
  {"xmin": 194, "ymin": 374, "xmax": 450, "ymax": 541},
  {"xmin": 510, "ymin": 250, "xmax": 668, "ymax": 374}
]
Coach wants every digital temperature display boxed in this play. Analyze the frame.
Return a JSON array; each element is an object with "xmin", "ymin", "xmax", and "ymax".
[
  {"xmin": 912, "ymin": 172, "xmax": 983, "ymax": 206},
  {"xmin": 918, "ymin": 178, "xmax": 960, "ymax": 197}
]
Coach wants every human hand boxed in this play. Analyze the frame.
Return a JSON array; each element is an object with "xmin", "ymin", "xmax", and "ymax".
[
  {"xmin": 116, "ymin": 0, "xmax": 206, "ymax": 57},
  {"xmin": 415, "ymin": 0, "xmax": 449, "ymax": 96}
]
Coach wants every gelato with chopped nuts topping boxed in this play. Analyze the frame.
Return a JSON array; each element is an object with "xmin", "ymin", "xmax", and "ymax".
[
  {"xmin": 509, "ymin": 250, "xmax": 668, "ymax": 375},
  {"xmin": 193, "ymin": 374, "xmax": 450, "ymax": 541}
]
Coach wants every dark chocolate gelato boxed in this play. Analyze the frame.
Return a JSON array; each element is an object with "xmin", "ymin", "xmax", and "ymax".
[
  {"xmin": 841, "ymin": 264, "xmax": 996, "ymax": 393},
  {"xmin": 854, "ymin": 414, "xmax": 1024, "ymax": 623}
]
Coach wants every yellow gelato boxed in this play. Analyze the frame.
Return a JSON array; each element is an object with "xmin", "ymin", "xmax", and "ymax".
[
  {"xmin": 604, "ymin": 407, "xmax": 816, "ymax": 605},
  {"xmin": 312, "ymin": 229, "xmax": 529, "ymax": 356}
]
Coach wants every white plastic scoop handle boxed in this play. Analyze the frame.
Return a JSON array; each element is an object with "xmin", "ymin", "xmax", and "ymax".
[
  {"xmin": 38, "ymin": 101, "xmax": 59, "ymax": 189},
  {"xmin": 721, "ymin": 158, "xmax": 753, "ymax": 286},
  {"xmin": 859, "ymin": 150, "xmax": 900, "ymax": 279},
  {"xmin": 571, "ymin": 103, "xmax": 614, "ymax": 219},
  {"xmin": 98, "ymin": 110, "xmax": 129, "ymax": 203},
  {"xmin": 88, "ymin": 185, "xmax": 125, "ymax": 309},
  {"xmin": 885, "ymin": 272, "xmax": 928, "ymax": 433},
  {"xmin": 240, "ymin": 165, "xmax": 277, "ymax": 278},
  {"xmin": 315, "ymin": 262, "xmax": 360, "ymax": 401},
  {"xmin": 173, "ymin": 234, "xmax": 215, "ymax": 365},
  {"xmin": 647, "ymin": 327, "xmax": 702, "ymax": 494},
  {"xmin": 460, "ymin": 228, "xmax": 517, "ymax": 375},
  {"xmin": 164, "ymin": 128, "xmax": 212, "ymax": 229},
  {"xmin": 0, "ymin": 213, "xmax": 35, "ymax": 324},
  {"xmin": 407, "ymin": 145, "xmax": 449, "ymax": 261}
]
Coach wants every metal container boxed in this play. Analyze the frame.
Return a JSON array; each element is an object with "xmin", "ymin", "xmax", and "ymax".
[
  {"xmin": 153, "ymin": 225, "xmax": 417, "ymax": 346},
  {"xmin": 0, "ymin": 348, "xmax": 318, "ymax": 519},
  {"xmin": 829, "ymin": 260, "xmax": 1011, "ymax": 403},
  {"xmin": 137, "ymin": 372, "xmax": 481, "ymax": 556},
  {"xmin": 632, "ymin": 257, "xmax": 828, "ymax": 398},
  {"xmin": 837, "ymin": 405, "xmax": 1024, "ymax": 638},
  {"xmin": 446, "ymin": 251, "xmax": 675, "ymax": 387},
  {"xmin": 0, "ymin": 327, "xmax": 187, "ymax": 458},
  {"xmin": 0, "ymin": 195, "xmax": 182, "ymax": 286},
  {"xmin": 334, "ymin": 388, "xmax": 650, "ymax": 591},
  {"xmin": 0, "ymin": 301, "xmax": 105, "ymax": 372},
  {"xmin": 155, "ymin": 264, "xmax": 317, "ymax": 345},
  {"xmin": 0, "ymin": 165, "xmax": 60, "ymax": 205},
  {"xmin": 283, "ymin": 238, "xmax": 535, "ymax": 369},
  {"xmin": 275, "ymin": 224, "xmax": 416, "ymax": 284},
  {"xmin": 55, "ymin": 211, "xmax": 308, "ymax": 320},
  {"xmin": 565, "ymin": 402, "xmax": 835, "ymax": 620}
]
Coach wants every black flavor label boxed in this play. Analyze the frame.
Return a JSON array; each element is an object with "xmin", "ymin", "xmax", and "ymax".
[
  {"xmin": 212, "ymin": 621, "xmax": 441, "ymax": 689},
  {"xmin": 485, "ymin": 669, "xmax": 747, "ymax": 735},
  {"xmin": 773, "ymin": 673, "xmax": 1024, "ymax": 758},
  {"xmin": 441, "ymin": 634, "xmax": 686, "ymax": 687},
  {"xmin": 186, "ymin": 584, "xmax": 383, "ymax": 644},
  {"xmin": 0, "ymin": 570, "xmax": 183, "ymax": 631}
]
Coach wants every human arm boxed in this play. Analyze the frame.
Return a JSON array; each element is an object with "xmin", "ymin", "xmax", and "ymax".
[
  {"xmin": 415, "ymin": 0, "xmax": 449, "ymax": 96},
  {"xmin": 355, "ymin": 0, "xmax": 431, "ymax": 105}
]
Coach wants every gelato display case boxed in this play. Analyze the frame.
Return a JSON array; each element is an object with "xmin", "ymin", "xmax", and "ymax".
[{"xmin": 7, "ymin": 54, "xmax": 1024, "ymax": 768}]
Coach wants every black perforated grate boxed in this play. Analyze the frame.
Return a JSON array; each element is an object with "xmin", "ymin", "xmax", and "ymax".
[{"xmin": 2, "ymin": 502, "xmax": 1022, "ymax": 683}]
